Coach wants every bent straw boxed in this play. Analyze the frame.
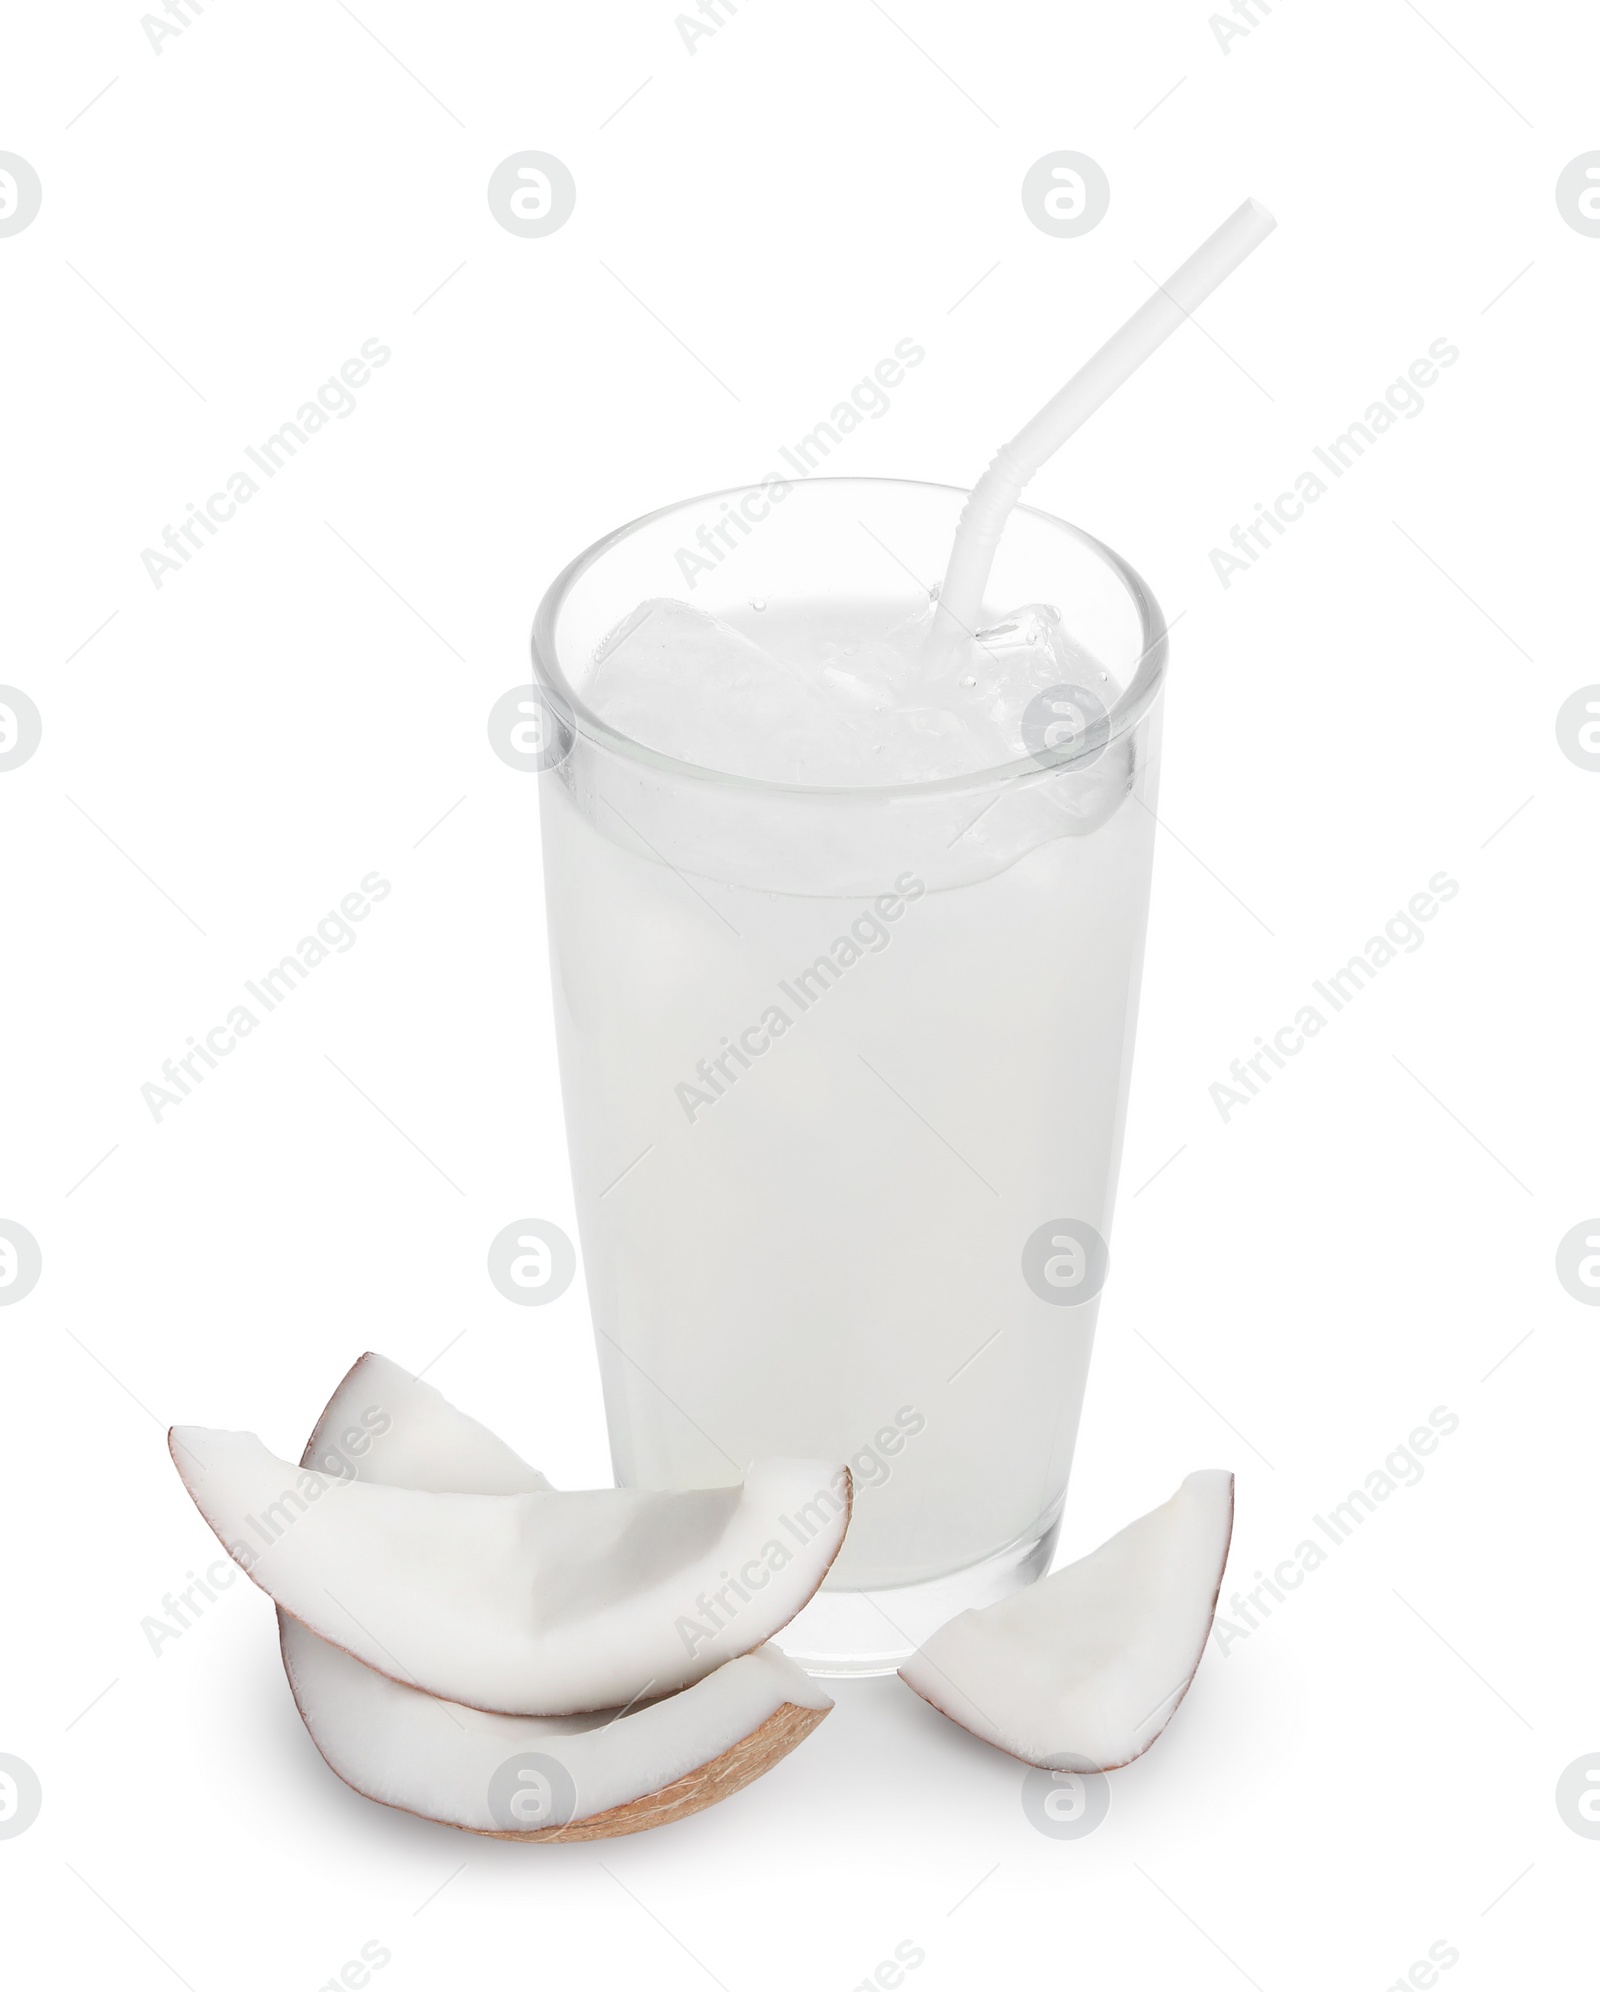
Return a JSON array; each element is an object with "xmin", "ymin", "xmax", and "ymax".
[{"xmin": 931, "ymin": 198, "xmax": 1277, "ymax": 649}]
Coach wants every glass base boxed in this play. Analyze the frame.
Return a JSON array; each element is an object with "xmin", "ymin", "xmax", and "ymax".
[{"xmin": 773, "ymin": 1510, "xmax": 1064, "ymax": 1676}]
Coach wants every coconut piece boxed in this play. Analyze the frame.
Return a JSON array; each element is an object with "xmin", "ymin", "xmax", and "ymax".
[
  {"xmin": 898, "ymin": 1470, "xmax": 1234, "ymax": 1771},
  {"xmin": 169, "ymin": 1424, "xmax": 850, "ymax": 1715},
  {"xmin": 281, "ymin": 1358, "xmax": 832, "ymax": 1837},
  {"xmin": 300, "ymin": 1351, "xmax": 552, "ymax": 1494},
  {"xmin": 280, "ymin": 1615, "xmax": 830, "ymax": 1840}
]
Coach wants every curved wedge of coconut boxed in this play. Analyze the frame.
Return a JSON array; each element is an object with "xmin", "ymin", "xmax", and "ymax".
[
  {"xmin": 300, "ymin": 1351, "xmax": 553, "ymax": 1493},
  {"xmin": 170, "ymin": 1425, "xmax": 850, "ymax": 1715},
  {"xmin": 280, "ymin": 1614, "xmax": 830, "ymax": 1841},
  {"xmin": 279, "ymin": 1359, "xmax": 833, "ymax": 1837},
  {"xmin": 899, "ymin": 1470, "xmax": 1234, "ymax": 1772}
]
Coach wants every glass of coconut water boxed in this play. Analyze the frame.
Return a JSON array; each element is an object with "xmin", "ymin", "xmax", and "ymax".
[{"xmin": 532, "ymin": 475, "xmax": 1167, "ymax": 1671}]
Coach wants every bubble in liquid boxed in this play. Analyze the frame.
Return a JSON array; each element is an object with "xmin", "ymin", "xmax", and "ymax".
[{"xmin": 750, "ymin": 599, "xmax": 766, "ymax": 611}]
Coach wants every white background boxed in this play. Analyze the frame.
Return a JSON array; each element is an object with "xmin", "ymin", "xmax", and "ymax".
[{"xmin": 3, "ymin": 1, "xmax": 1598, "ymax": 1985}]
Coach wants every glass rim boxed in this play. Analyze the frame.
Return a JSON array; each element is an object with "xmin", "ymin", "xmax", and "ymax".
[{"xmin": 530, "ymin": 474, "xmax": 1168, "ymax": 800}]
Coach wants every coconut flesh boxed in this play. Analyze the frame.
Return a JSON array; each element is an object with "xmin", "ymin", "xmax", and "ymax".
[
  {"xmin": 267, "ymin": 1355, "xmax": 832, "ymax": 1840},
  {"xmin": 301, "ymin": 1350, "xmax": 555, "ymax": 1495},
  {"xmin": 170, "ymin": 1405, "xmax": 850, "ymax": 1715},
  {"xmin": 898, "ymin": 1470, "xmax": 1235, "ymax": 1772},
  {"xmin": 170, "ymin": 1353, "xmax": 1234, "ymax": 1836}
]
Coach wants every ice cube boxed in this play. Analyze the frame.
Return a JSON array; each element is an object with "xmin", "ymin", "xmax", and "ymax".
[
  {"xmin": 974, "ymin": 603, "xmax": 1069, "ymax": 690},
  {"xmin": 588, "ymin": 599, "xmax": 862, "ymax": 782},
  {"xmin": 584, "ymin": 596, "xmax": 1125, "ymax": 790}
]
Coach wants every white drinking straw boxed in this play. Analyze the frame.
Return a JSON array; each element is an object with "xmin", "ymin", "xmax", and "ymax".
[{"xmin": 931, "ymin": 197, "xmax": 1277, "ymax": 648}]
